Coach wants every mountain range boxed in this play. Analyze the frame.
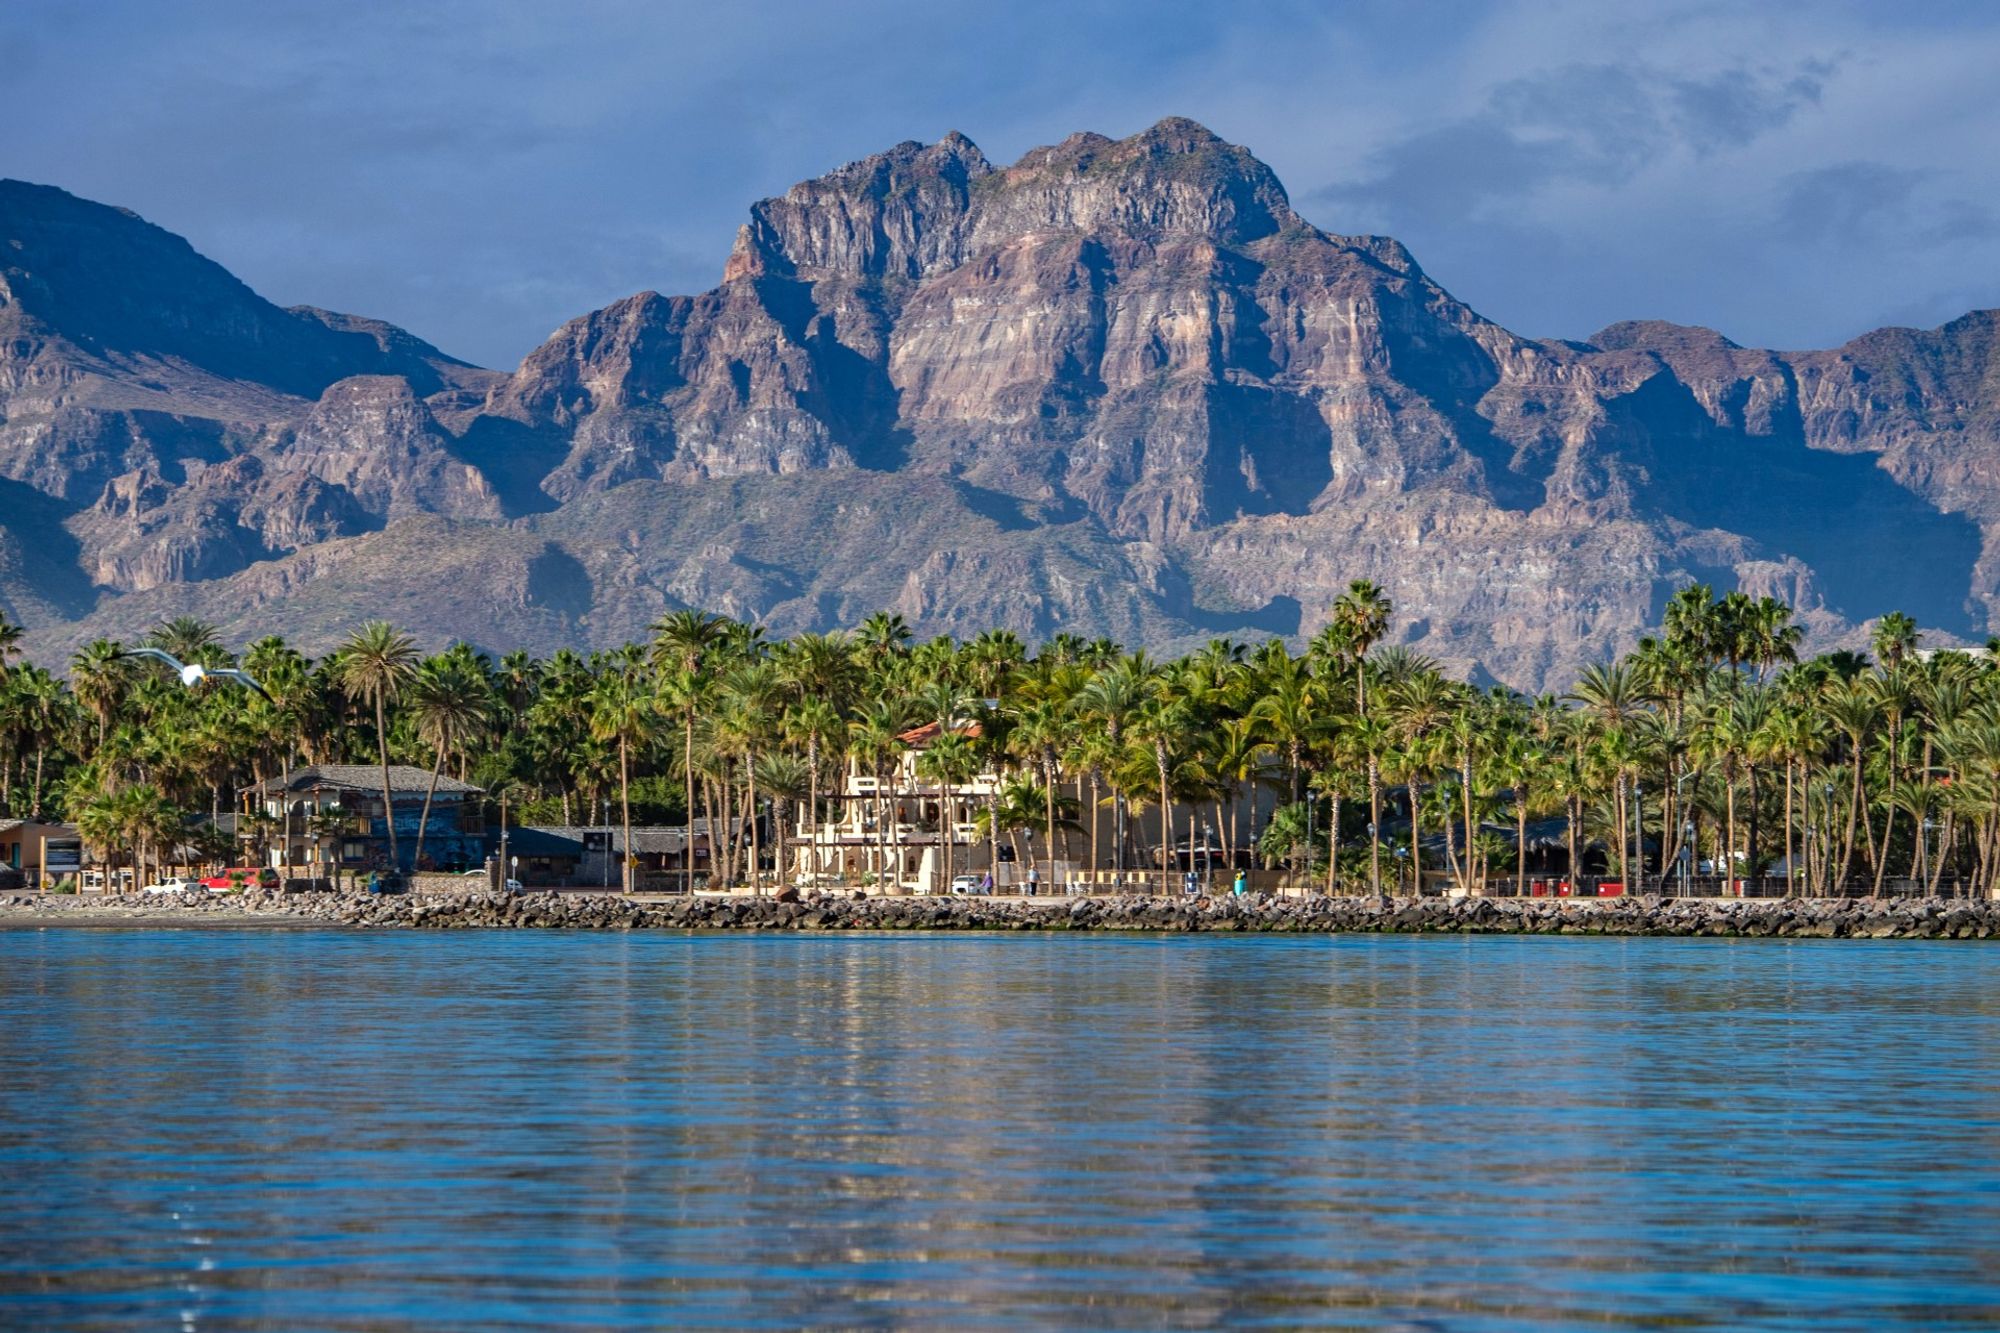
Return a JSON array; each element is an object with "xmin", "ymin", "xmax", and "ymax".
[{"xmin": 3, "ymin": 116, "xmax": 1995, "ymax": 688}]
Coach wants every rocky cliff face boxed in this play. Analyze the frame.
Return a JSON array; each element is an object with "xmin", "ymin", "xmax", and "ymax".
[{"xmin": 3, "ymin": 124, "xmax": 1998, "ymax": 686}]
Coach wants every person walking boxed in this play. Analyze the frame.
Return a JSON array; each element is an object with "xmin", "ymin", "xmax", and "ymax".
[
  {"xmin": 1027, "ymin": 866, "xmax": 1040, "ymax": 897},
  {"xmin": 1232, "ymin": 869, "xmax": 1247, "ymax": 898}
]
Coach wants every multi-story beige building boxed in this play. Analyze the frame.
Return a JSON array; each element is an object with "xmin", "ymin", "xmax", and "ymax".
[{"xmin": 791, "ymin": 721, "xmax": 1271, "ymax": 894}]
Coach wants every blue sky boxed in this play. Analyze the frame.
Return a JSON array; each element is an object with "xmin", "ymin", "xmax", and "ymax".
[{"xmin": 5, "ymin": 0, "xmax": 1997, "ymax": 368}]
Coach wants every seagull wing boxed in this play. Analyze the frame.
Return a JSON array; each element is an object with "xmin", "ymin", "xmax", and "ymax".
[
  {"xmin": 117, "ymin": 646, "xmax": 186, "ymax": 671},
  {"xmin": 208, "ymin": 668, "xmax": 276, "ymax": 703}
]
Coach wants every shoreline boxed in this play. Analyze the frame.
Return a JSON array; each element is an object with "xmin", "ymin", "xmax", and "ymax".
[{"xmin": 5, "ymin": 889, "xmax": 1998, "ymax": 939}]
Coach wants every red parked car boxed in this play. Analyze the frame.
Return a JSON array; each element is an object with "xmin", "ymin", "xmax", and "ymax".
[{"xmin": 201, "ymin": 867, "xmax": 280, "ymax": 892}]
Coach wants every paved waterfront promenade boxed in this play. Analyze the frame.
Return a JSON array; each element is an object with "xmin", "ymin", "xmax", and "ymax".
[{"xmin": 7, "ymin": 887, "xmax": 2000, "ymax": 939}]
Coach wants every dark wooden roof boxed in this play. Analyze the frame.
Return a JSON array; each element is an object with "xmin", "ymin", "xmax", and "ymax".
[{"xmin": 242, "ymin": 765, "xmax": 484, "ymax": 798}]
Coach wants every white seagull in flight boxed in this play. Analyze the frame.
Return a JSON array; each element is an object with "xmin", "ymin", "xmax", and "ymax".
[{"xmin": 116, "ymin": 647, "xmax": 275, "ymax": 702}]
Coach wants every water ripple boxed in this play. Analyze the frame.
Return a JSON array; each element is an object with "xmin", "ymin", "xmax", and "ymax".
[{"xmin": 3, "ymin": 930, "xmax": 1999, "ymax": 1329}]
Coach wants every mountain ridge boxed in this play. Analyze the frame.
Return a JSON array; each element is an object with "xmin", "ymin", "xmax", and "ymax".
[{"xmin": 2, "ymin": 122, "xmax": 1995, "ymax": 687}]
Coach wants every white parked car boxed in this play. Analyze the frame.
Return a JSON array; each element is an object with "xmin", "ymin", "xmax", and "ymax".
[
  {"xmin": 949, "ymin": 874, "xmax": 989, "ymax": 896},
  {"xmin": 142, "ymin": 877, "xmax": 206, "ymax": 895}
]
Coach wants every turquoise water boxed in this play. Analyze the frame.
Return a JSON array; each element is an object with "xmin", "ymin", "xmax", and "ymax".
[{"xmin": 2, "ymin": 930, "xmax": 1998, "ymax": 1330}]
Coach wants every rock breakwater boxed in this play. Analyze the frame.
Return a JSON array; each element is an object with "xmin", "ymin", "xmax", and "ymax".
[{"xmin": 7, "ymin": 890, "xmax": 2000, "ymax": 939}]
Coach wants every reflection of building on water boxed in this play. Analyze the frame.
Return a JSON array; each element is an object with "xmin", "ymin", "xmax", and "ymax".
[{"xmin": 791, "ymin": 721, "xmax": 1275, "ymax": 894}]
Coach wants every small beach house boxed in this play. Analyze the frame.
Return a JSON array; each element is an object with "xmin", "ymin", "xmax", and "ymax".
[{"xmin": 241, "ymin": 765, "xmax": 485, "ymax": 875}]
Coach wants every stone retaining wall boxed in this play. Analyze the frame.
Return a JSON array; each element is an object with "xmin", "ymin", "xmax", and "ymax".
[{"xmin": 10, "ymin": 889, "xmax": 2000, "ymax": 939}]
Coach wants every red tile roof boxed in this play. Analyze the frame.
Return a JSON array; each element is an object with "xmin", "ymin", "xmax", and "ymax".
[{"xmin": 895, "ymin": 720, "xmax": 983, "ymax": 746}]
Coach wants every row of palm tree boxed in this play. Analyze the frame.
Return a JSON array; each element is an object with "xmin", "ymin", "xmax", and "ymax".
[{"xmin": 1, "ymin": 582, "xmax": 1996, "ymax": 897}]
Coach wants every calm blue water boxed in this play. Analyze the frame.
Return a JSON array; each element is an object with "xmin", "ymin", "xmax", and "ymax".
[{"xmin": 2, "ymin": 929, "xmax": 1998, "ymax": 1330}]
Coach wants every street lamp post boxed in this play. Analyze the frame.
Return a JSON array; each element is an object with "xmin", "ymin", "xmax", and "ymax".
[
  {"xmin": 1680, "ymin": 820, "xmax": 1694, "ymax": 896},
  {"xmin": 498, "ymin": 789, "xmax": 509, "ymax": 893}
]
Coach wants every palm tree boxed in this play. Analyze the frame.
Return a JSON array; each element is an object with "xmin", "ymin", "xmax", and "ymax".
[
  {"xmin": 1331, "ymin": 579, "xmax": 1392, "ymax": 718},
  {"xmin": 70, "ymin": 640, "xmax": 131, "ymax": 754},
  {"xmin": 916, "ymin": 731, "xmax": 978, "ymax": 890},
  {"xmin": 1872, "ymin": 612, "xmax": 1920, "ymax": 671},
  {"xmin": 336, "ymin": 622, "xmax": 420, "ymax": 871},
  {"xmin": 15, "ymin": 666, "xmax": 62, "ymax": 818},
  {"xmin": 651, "ymin": 609, "xmax": 730, "ymax": 893},
  {"xmin": 146, "ymin": 616, "xmax": 225, "ymax": 666},
  {"xmin": 1571, "ymin": 663, "xmax": 1656, "ymax": 885},
  {"xmin": 1075, "ymin": 656, "xmax": 1150, "ymax": 876},
  {"xmin": 1821, "ymin": 676, "xmax": 1879, "ymax": 893},
  {"xmin": 0, "ymin": 609, "xmax": 23, "ymax": 680},
  {"xmin": 753, "ymin": 750, "xmax": 811, "ymax": 883},
  {"xmin": 1346, "ymin": 714, "xmax": 1392, "ymax": 903},
  {"xmin": 718, "ymin": 659, "xmax": 784, "ymax": 892},
  {"xmin": 785, "ymin": 697, "xmax": 843, "ymax": 884},
  {"xmin": 1133, "ymin": 671, "xmax": 1196, "ymax": 895},
  {"xmin": 589, "ymin": 668, "xmax": 657, "ymax": 894},
  {"xmin": 1011, "ymin": 696, "xmax": 1072, "ymax": 874},
  {"xmin": 1249, "ymin": 653, "xmax": 1322, "ymax": 807},
  {"xmin": 1388, "ymin": 668, "xmax": 1456, "ymax": 894},
  {"xmin": 848, "ymin": 700, "xmax": 908, "ymax": 890},
  {"xmin": 408, "ymin": 658, "xmax": 492, "ymax": 873}
]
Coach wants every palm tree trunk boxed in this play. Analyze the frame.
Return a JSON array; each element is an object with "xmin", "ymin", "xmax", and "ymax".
[
  {"xmin": 1724, "ymin": 771, "xmax": 1737, "ymax": 895},
  {"xmin": 376, "ymin": 696, "xmax": 398, "ymax": 870},
  {"xmin": 1516, "ymin": 793, "xmax": 1528, "ymax": 899},
  {"xmin": 1443, "ymin": 792, "xmax": 1461, "ymax": 889},
  {"xmin": 1368, "ymin": 754, "xmax": 1384, "ymax": 904},
  {"xmin": 940, "ymin": 782, "xmax": 954, "ymax": 889},
  {"xmin": 1213, "ymin": 796, "xmax": 1227, "ymax": 893},
  {"xmin": 684, "ymin": 714, "xmax": 696, "ymax": 895},
  {"xmin": 1460, "ymin": 744, "xmax": 1475, "ymax": 894},
  {"xmin": 1746, "ymin": 766, "xmax": 1762, "ymax": 889},
  {"xmin": 1616, "ymin": 776, "xmax": 1629, "ymax": 888},
  {"xmin": 412, "ymin": 743, "xmax": 444, "ymax": 875},
  {"xmin": 1326, "ymin": 793, "xmax": 1340, "ymax": 895},
  {"xmin": 747, "ymin": 753, "xmax": 761, "ymax": 896},
  {"xmin": 1158, "ymin": 750, "xmax": 1172, "ymax": 896},
  {"xmin": 1929, "ymin": 809, "xmax": 1956, "ymax": 897},
  {"xmin": 1044, "ymin": 761, "xmax": 1057, "ymax": 878},
  {"xmin": 1915, "ymin": 736, "xmax": 1934, "ymax": 883},
  {"xmin": 1837, "ymin": 752, "xmax": 1863, "ymax": 893},
  {"xmin": 1566, "ymin": 796, "xmax": 1579, "ymax": 897},
  {"xmin": 1088, "ymin": 772, "xmax": 1101, "ymax": 886},
  {"xmin": 619, "ymin": 734, "xmax": 633, "ymax": 894},
  {"xmin": 887, "ymin": 767, "xmax": 902, "ymax": 893},
  {"xmin": 1874, "ymin": 802, "xmax": 1897, "ymax": 899},
  {"xmin": 1784, "ymin": 764, "xmax": 1797, "ymax": 900},
  {"xmin": 1409, "ymin": 783, "xmax": 1423, "ymax": 899},
  {"xmin": 806, "ymin": 734, "xmax": 820, "ymax": 884},
  {"xmin": 1226, "ymin": 783, "xmax": 1240, "ymax": 878}
]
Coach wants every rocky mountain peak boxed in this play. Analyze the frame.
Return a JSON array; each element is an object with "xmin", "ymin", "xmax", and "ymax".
[
  {"xmin": 726, "ymin": 119, "xmax": 1302, "ymax": 285},
  {"xmin": 1590, "ymin": 320, "xmax": 1745, "ymax": 354},
  {"xmin": 732, "ymin": 132, "xmax": 995, "ymax": 282},
  {"xmin": 978, "ymin": 116, "xmax": 1299, "ymax": 248},
  {"xmin": 0, "ymin": 178, "xmax": 473, "ymax": 398}
]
